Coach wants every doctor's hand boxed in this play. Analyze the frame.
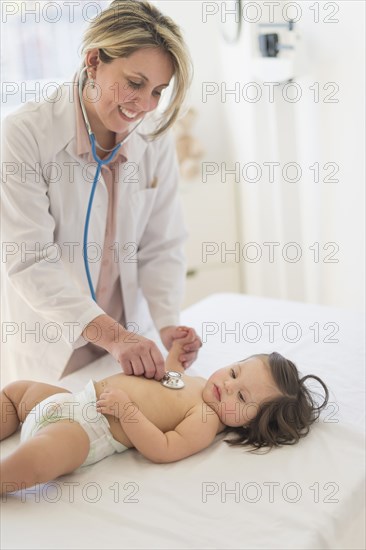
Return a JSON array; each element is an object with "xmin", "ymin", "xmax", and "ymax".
[
  {"xmin": 83, "ymin": 315, "xmax": 166, "ymax": 380},
  {"xmin": 109, "ymin": 330, "xmax": 166, "ymax": 380},
  {"xmin": 160, "ymin": 325, "xmax": 202, "ymax": 370}
]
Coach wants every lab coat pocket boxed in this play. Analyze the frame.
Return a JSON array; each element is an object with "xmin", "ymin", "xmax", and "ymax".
[{"xmin": 129, "ymin": 187, "xmax": 158, "ymax": 245}]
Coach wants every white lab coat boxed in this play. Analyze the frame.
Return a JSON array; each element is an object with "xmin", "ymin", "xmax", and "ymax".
[{"xmin": 0, "ymin": 78, "xmax": 188, "ymax": 384}]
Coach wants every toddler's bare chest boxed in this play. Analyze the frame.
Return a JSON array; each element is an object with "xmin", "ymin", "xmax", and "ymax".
[{"xmin": 95, "ymin": 374, "xmax": 206, "ymax": 447}]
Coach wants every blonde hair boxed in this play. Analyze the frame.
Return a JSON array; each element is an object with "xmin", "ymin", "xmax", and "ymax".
[{"xmin": 80, "ymin": 0, "xmax": 193, "ymax": 140}]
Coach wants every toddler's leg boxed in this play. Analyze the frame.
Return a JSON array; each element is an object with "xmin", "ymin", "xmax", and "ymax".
[
  {"xmin": 0, "ymin": 380, "xmax": 72, "ymax": 441},
  {"xmin": 1, "ymin": 420, "xmax": 90, "ymax": 495}
]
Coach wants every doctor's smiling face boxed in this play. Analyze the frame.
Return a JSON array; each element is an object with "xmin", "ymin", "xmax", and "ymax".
[
  {"xmin": 203, "ymin": 356, "xmax": 283, "ymax": 427},
  {"xmin": 83, "ymin": 47, "xmax": 174, "ymax": 146}
]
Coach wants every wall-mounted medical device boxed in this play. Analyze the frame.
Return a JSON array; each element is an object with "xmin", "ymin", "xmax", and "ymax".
[
  {"xmin": 258, "ymin": 20, "xmax": 295, "ymax": 57},
  {"xmin": 251, "ymin": 19, "xmax": 308, "ymax": 83}
]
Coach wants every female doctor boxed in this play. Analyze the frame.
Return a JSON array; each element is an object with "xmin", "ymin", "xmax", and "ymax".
[{"xmin": 1, "ymin": 0, "xmax": 202, "ymax": 385}]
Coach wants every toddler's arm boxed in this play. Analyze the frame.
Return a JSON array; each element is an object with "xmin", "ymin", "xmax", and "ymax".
[
  {"xmin": 165, "ymin": 338, "xmax": 187, "ymax": 372},
  {"xmin": 164, "ymin": 330, "xmax": 194, "ymax": 372}
]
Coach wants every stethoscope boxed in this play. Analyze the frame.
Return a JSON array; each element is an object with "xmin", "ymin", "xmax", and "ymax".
[
  {"xmin": 79, "ymin": 67, "xmax": 183, "ymax": 391},
  {"xmin": 78, "ymin": 65, "xmax": 145, "ymax": 301},
  {"xmin": 161, "ymin": 371, "xmax": 185, "ymax": 389}
]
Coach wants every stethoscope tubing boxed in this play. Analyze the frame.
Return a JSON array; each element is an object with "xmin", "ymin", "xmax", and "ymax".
[
  {"xmin": 82, "ymin": 135, "xmax": 121, "ymax": 301},
  {"xmin": 78, "ymin": 65, "xmax": 145, "ymax": 301}
]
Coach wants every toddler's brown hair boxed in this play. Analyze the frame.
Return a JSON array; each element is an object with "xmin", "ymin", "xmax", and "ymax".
[{"xmin": 223, "ymin": 352, "xmax": 329, "ymax": 452}]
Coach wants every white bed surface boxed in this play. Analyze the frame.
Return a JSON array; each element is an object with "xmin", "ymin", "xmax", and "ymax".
[{"xmin": 1, "ymin": 293, "xmax": 365, "ymax": 550}]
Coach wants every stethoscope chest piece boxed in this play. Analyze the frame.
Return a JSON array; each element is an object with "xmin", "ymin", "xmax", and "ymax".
[{"xmin": 161, "ymin": 371, "xmax": 185, "ymax": 389}]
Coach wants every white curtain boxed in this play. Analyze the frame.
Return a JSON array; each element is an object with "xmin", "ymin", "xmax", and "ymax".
[{"xmin": 218, "ymin": 0, "xmax": 365, "ymax": 310}]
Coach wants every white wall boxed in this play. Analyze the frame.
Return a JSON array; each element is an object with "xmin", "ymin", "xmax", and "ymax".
[
  {"xmin": 158, "ymin": 0, "xmax": 365, "ymax": 311},
  {"xmin": 154, "ymin": 0, "xmax": 232, "ymax": 163}
]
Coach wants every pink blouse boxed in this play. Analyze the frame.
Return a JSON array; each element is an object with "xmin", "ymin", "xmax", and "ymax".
[{"xmin": 63, "ymin": 74, "xmax": 129, "ymax": 375}]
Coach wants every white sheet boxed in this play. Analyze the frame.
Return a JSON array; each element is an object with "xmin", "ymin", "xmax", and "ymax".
[{"xmin": 1, "ymin": 293, "xmax": 365, "ymax": 550}]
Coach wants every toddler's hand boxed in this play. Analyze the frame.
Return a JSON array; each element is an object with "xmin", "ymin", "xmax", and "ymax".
[
  {"xmin": 174, "ymin": 326, "xmax": 202, "ymax": 369},
  {"xmin": 96, "ymin": 388, "xmax": 135, "ymax": 419}
]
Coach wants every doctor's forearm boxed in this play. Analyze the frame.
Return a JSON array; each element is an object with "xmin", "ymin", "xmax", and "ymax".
[{"xmin": 82, "ymin": 314, "xmax": 125, "ymax": 352}]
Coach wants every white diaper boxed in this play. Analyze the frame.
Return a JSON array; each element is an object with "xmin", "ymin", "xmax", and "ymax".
[{"xmin": 20, "ymin": 379, "xmax": 128, "ymax": 467}]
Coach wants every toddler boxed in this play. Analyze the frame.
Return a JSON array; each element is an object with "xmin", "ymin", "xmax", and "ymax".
[{"xmin": 0, "ymin": 328, "xmax": 328, "ymax": 495}]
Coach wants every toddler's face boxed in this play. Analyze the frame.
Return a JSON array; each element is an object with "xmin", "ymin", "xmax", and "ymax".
[{"xmin": 202, "ymin": 356, "xmax": 282, "ymax": 427}]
